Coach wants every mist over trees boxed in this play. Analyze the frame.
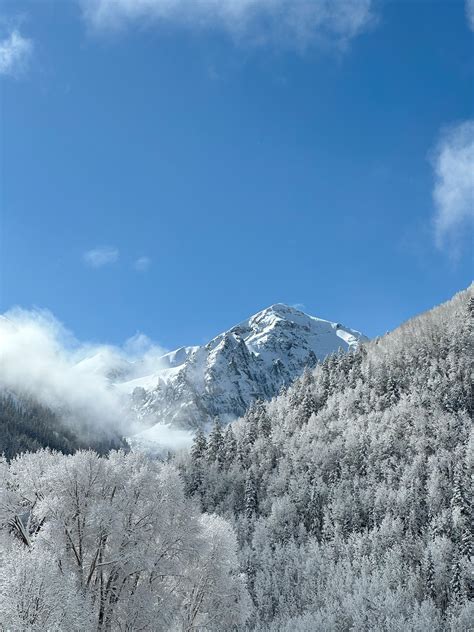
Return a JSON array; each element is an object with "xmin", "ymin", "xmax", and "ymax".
[
  {"xmin": 0, "ymin": 394, "xmax": 127, "ymax": 460},
  {"xmin": 0, "ymin": 286, "xmax": 472, "ymax": 630}
]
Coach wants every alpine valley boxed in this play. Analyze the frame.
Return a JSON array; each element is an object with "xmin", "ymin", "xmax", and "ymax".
[
  {"xmin": 0, "ymin": 304, "xmax": 366, "ymax": 456},
  {"xmin": 1, "ymin": 287, "xmax": 471, "ymax": 631}
]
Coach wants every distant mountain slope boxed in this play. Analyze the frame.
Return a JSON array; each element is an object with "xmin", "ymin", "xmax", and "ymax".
[
  {"xmin": 117, "ymin": 304, "xmax": 367, "ymax": 433},
  {"xmin": 0, "ymin": 392, "xmax": 127, "ymax": 459}
]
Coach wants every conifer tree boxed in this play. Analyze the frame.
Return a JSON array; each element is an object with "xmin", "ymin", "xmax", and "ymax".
[
  {"xmin": 207, "ymin": 417, "xmax": 224, "ymax": 464},
  {"xmin": 223, "ymin": 424, "xmax": 237, "ymax": 466},
  {"xmin": 245, "ymin": 469, "xmax": 258, "ymax": 520}
]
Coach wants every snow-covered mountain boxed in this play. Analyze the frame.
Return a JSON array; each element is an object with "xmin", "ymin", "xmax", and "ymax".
[{"xmin": 115, "ymin": 304, "xmax": 368, "ymax": 433}]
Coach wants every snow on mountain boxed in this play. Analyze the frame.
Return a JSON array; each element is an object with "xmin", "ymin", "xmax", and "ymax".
[
  {"xmin": 74, "ymin": 350, "xmax": 136, "ymax": 382},
  {"xmin": 117, "ymin": 304, "xmax": 367, "ymax": 433}
]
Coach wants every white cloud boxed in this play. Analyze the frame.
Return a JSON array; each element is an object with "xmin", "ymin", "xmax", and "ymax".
[
  {"xmin": 0, "ymin": 309, "xmax": 186, "ymax": 447},
  {"xmin": 431, "ymin": 120, "xmax": 474, "ymax": 252},
  {"xmin": 83, "ymin": 246, "xmax": 119, "ymax": 267},
  {"xmin": 0, "ymin": 310, "xmax": 127, "ymax": 432},
  {"xmin": 466, "ymin": 0, "xmax": 474, "ymax": 31},
  {"xmin": 134, "ymin": 256, "xmax": 151, "ymax": 272},
  {"xmin": 0, "ymin": 29, "xmax": 33, "ymax": 76},
  {"xmin": 122, "ymin": 332, "xmax": 168, "ymax": 375},
  {"xmin": 80, "ymin": 0, "xmax": 375, "ymax": 51}
]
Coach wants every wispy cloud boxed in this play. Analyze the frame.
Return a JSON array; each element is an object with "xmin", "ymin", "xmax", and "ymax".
[
  {"xmin": 0, "ymin": 309, "xmax": 127, "ymax": 432},
  {"xmin": 466, "ymin": 0, "xmax": 474, "ymax": 31},
  {"xmin": 0, "ymin": 309, "xmax": 170, "ymax": 440},
  {"xmin": 83, "ymin": 246, "xmax": 119, "ymax": 268},
  {"xmin": 80, "ymin": 0, "xmax": 376, "ymax": 51},
  {"xmin": 0, "ymin": 29, "xmax": 33, "ymax": 76},
  {"xmin": 431, "ymin": 120, "xmax": 474, "ymax": 253},
  {"xmin": 133, "ymin": 256, "xmax": 151, "ymax": 272}
]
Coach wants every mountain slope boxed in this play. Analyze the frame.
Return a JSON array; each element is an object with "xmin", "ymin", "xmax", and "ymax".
[
  {"xmin": 179, "ymin": 285, "xmax": 473, "ymax": 631},
  {"xmin": 118, "ymin": 303, "xmax": 367, "ymax": 432}
]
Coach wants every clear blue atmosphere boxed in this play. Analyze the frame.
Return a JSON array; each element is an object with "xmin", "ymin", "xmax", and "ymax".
[{"xmin": 1, "ymin": 0, "xmax": 473, "ymax": 349}]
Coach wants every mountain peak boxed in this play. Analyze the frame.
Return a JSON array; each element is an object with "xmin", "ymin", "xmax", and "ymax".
[
  {"xmin": 264, "ymin": 302, "xmax": 297, "ymax": 312},
  {"xmin": 121, "ymin": 303, "xmax": 368, "ymax": 434},
  {"xmin": 253, "ymin": 303, "xmax": 303, "ymax": 318}
]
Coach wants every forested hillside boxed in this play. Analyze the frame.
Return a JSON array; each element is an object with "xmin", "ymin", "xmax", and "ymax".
[
  {"xmin": 179, "ymin": 286, "xmax": 473, "ymax": 630},
  {"xmin": 0, "ymin": 393, "xmax": 127, "ymax": 460}
]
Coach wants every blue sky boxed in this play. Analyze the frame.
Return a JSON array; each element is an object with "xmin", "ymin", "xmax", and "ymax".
[{"xmin": 1, "ymin": 0, "xmax": 473, "ymax": 350}]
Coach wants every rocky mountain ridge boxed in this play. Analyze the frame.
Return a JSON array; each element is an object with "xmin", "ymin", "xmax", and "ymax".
[{"xmin": 114, "ymin": 303, "xmax": 367, "ymax": 437}]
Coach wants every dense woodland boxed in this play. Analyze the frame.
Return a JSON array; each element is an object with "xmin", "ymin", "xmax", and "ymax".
[
  {"xmin": 0, "ymin": 394, "xmax": 126, "ymax": 460},
  {"xmin": 179, "ymin": 287, "xmax": 473, "ymax": 630},
  {"xmin": 0, "ymin": 286, "xmax": 472, "ymax": 630},
  {"xmin": 0, "ymin": 450, "xmax": 249, "ymax": 630}
]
